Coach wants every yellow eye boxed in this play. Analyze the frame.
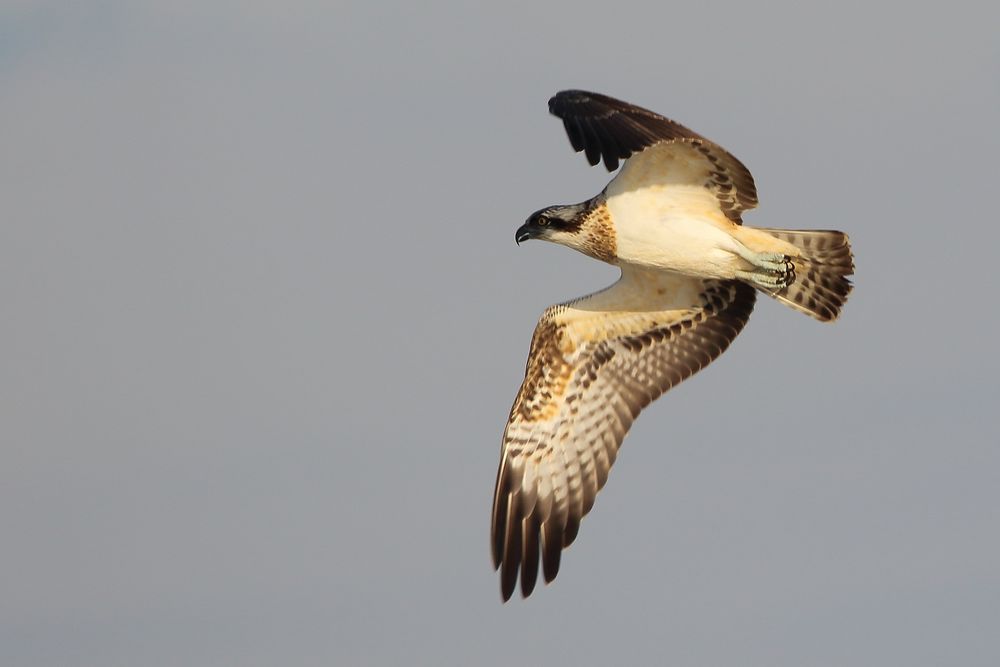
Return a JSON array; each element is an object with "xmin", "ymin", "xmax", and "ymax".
[{"xmin": 536, "ymin": 216, "xmax": 548, "ymax": 226}]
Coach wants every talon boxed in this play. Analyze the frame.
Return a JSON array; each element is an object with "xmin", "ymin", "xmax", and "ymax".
[
  {"xmin": 736, "ymin": 257, "xmax": 796, "ymax": 290},
  {"xmin": 735, "ymin": 250, "xmax": 798, "ymax": 290}
]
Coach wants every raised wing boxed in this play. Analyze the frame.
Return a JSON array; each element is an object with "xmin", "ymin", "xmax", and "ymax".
[
  {"xmin": 491, "ymin": 268, "xmax": 756, "ymax": 600},
  {"xmin": 548, "ymin": 89, "xmax": 758, "ymax": 223}
]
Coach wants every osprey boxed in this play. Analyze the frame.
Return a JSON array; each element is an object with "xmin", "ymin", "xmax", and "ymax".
[{"xmin": 492, "ymin": 90, "xmax": 854, "ymax": 601}]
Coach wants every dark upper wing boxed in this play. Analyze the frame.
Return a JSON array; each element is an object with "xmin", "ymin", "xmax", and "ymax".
[
  {"xmin": 548, "ymin": 89, "xmax": 759, "ymax": 223},
  {"xmin": 492, "ymin": 271, "xmax": 757, "ymax": 601}
]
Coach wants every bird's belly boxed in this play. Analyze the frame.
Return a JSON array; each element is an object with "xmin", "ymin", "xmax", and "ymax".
[{"xmin": 613, "ymin": 213, "xmax": 743, "ymax": 278}]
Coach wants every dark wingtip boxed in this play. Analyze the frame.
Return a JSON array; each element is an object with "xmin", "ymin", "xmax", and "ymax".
[
  {"xmin": 541, "ymin": 521, "xmax": 562, "ymax": 583},
  {"xmin": 548, "ymin": 89, "xmax": 595, "ymax": 117},
  {"xmin": 500, "ymin": 570, "xmax": 517, "ymax": 602},
  {"xmin": 520, "ymin": 515, "xmax": 540, "ymax": 598},
  {"xmin": 499, "ymin": 495, "xmax": 521, "ymax": 602},
  {"xmin": 547, "ymin": 90, "xmax": 639, "ymax": 172}
]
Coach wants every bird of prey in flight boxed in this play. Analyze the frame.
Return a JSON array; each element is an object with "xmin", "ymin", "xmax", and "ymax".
[{"xmin": 492, "ymin": 90, "xmax": 854, "ymax": 601}]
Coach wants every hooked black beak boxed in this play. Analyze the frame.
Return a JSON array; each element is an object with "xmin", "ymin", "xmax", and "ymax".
[{"xmin": 515, "ymin": 223, "xmax": 533, "ymax": 245}]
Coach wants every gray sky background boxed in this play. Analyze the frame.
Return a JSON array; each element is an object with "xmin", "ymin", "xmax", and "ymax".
[{"xmin": 2, "ymin": 2, "xmax": 998, "ymax": 665}]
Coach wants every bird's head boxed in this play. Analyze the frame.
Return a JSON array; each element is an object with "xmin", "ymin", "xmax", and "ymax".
[{"xmin": 515, "ymin": 203, "xmax": 588, "ymax": 248}]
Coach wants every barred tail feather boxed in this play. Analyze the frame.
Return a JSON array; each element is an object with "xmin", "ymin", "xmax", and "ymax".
[{"xmin": 760, "ymin": 229, "xmax": 854, "ymax": 322}]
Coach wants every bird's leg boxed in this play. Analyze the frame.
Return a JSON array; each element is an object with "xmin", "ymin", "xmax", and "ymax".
[{"xmin": 732, "ymin": 246, "xmax": 796, "ymax": 290}]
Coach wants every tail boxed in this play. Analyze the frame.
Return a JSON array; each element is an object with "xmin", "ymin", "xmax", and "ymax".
[{"xmin": 759, "ymin": 229, "xmax": 854, "ymax": 322}]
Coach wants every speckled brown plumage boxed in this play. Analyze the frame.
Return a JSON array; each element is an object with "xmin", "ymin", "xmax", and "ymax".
[
  {"xmin": 511, "ymin": 318, "xmax": 576, "ymax": 421},
  {"xmin": 491, "ymin": 271, "xmax": 756, "ymax": 601},
  {"xmin": 578, "ymin": 202, "xmax": 617, "ymax": 264}
]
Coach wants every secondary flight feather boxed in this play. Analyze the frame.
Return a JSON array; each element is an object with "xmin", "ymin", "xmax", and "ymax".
[{"xmin": 492, "ymin": 90, "xmax": 855, "ymax": 601}]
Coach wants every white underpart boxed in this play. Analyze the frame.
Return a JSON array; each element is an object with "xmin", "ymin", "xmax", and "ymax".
[
  {"xmin": 608, "ymin": 193, "xmax": 745, "ymax": 278},
  {"xmin": 603, "ymin": 144, "xmax": 750, "ymax": 280}
]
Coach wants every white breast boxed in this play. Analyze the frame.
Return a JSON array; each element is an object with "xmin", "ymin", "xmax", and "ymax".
[
  {"xmin": 603, "ymin": 143, "xmax": 745, "ymax": 279},
  {"xmin": 606, "ymin": 184, "xmax": 744, "ymax": 278}
]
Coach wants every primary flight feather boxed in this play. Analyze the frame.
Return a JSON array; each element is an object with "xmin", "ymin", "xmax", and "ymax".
[{"xmin": 493, "ymin": 90, "xmax": 854, "ymax": 601}]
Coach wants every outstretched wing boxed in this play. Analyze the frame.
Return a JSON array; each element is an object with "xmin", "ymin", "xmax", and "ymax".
[
  {"xmin": 492, "ymin": 268, "xmax": 756, "ymax": 600},
  {"xmin": 548, "ymin": 89, "xmax": 758, "ymax": 223}
]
